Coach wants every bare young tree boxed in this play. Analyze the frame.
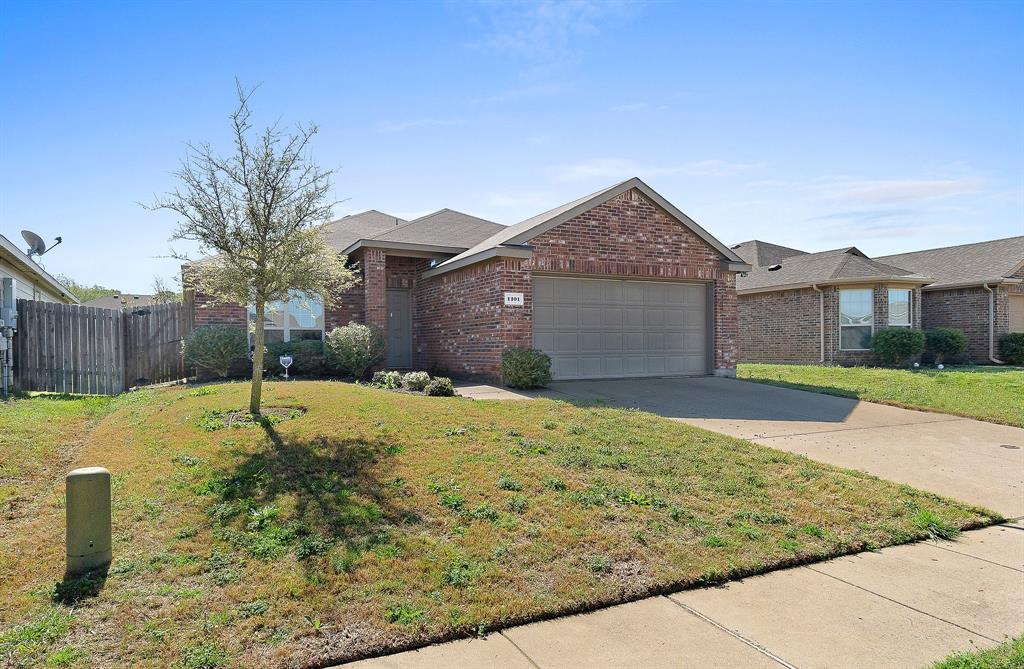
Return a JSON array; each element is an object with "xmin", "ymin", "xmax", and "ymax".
[
  {"xmin": 149, "ymin": 82, "xmax": 358, "ymax": 414},
  {"xmin": 151, "ymin": 275, "xmax": 181, "ymax": 304}
]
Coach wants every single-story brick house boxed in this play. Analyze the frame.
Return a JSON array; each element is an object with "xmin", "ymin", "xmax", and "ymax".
[
  {"xmin": 876, "ymin": 236, "xmax": 1024, "ymax": 362},
  {"xmin": 733, "ymin": 236, "xmax": 1024, "ymax": 364},
  {"xmin": 184, "ymin": 178, "xmax": 751, "ymax": 382}
]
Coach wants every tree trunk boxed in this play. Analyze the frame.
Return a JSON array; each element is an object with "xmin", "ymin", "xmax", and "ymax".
[{"xmin": 249, "ymin": 302, "xmax": 265, "ymax": 415}]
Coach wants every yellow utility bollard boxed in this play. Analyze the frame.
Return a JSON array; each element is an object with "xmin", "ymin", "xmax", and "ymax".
[{"xmin": 65, "ymin": 467, "xmax": 112, "ymax": 576}]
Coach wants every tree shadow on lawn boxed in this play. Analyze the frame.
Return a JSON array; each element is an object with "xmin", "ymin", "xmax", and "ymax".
[{"xmin": 202, "ymin": 422, "xmax": 410, "ymax": 567}]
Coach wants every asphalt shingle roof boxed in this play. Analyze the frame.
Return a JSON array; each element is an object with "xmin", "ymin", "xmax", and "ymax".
[
  {"xmin": 730, "ymin": 240, "xmax": 808, "ymax": 268},
  {"xmin": 368, "ymin": 209, "xmax": 504, "ymax": 249},
  {"xmin": 876, "ymin": 236, "xmax": 1024, "ymax": 289},
  {"xmin": 324, "ymin": 210, "xmax": 407, "ymax": 250},
  {"xmin": 737, "ymin": 247, "xmax": 930, "ymax": 292}
]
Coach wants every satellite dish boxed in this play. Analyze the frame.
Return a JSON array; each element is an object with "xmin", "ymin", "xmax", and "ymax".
[{"xmin": 21, "ymin": 230, "xmax": 63, "ymax": 259}]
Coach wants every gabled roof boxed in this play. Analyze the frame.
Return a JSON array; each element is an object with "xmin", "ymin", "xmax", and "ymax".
[
  {"xmin": 737, "ymin": 246, "xmax": 931, "ymax": 294},
  {"xmin": 323, "ymin": 210, "xmax": 407, "ymax": 251},
  {"xmin": 428, "ymin": 177, "xmax": 748, "ymax": 277},
  {"xmin": 875, "ymin": 236, "xmax": 1024, "ymax": 290},
  {"xmin": 730, "ymin": 240, "xmax": 808, "ymax": 268},
  {"xmin": 0, "ymin": 233, "xmax": 79, "ymax": 304}
]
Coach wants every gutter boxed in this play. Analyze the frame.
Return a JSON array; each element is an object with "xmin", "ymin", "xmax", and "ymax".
[
  {"xmin": 983, "ymin": 283, "xmax": 1005, "ymax": 364},
  {"xmin": 811, "ymin": 284, "xmax": 825, "ymax": 363}
]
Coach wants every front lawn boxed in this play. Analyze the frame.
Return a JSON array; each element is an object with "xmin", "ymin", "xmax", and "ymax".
[
  {"xmin": 0, "ymin": 382, "xmax": 1000, "ymax": 668},
  {"xmin": 738, "ymin": 364, "xmax": 1024, "ymax": 428}
]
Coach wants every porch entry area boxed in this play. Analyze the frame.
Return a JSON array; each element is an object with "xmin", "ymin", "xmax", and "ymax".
[{"xmin": 386, "ymin": 289, "xmax": 412, "ymax": 368}]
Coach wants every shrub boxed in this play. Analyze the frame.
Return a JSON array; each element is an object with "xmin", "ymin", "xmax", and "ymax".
[
  {"xmin": 502, "ymin": 347, "xmax": 552, "ymax": 389},
  {"xmin": 424, "ymin": 377, "xmax": 455, "ymax": 397},
  {"xmin": 924, "ymin": 327, "xmax": 967, "ymax": 364},
  {"xmin": 402, "ymin": 371, "xmax": 431, "ymax": 391},
  {"xmin": 262, "ymin": 340, "xmax": 326, "ymax": 376},
  {"xmin": 372, "ymin": 370, "xmax": 402, "ymax": 390},
  {"xmin": 182, "ymin": 326, "xmax": 248, "ymax": 378},
  {"xmin": 325, "ymin": 322, "xmax": 384, "ymax": 379},
  {"xmin": 871, "ymin": 328, "xmax": 924, "ymax": 366},
  {"xmin": 1000, "ymin": 332, "xmax": 1024, "ymax": 365}
]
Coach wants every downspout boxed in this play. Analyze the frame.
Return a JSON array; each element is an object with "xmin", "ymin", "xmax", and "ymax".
[
  {"xmin": 983, "ymin": 283, "xmax": 1005, "ymax": 364},
  {"xmin": 811, "ymin": 284, "xmax": 825, "ymax": 364}
]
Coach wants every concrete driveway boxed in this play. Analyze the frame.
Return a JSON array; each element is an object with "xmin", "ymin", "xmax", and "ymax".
[{"xmin": 533, "ymin": 377, "xmax": 1024, "ymax": 517}]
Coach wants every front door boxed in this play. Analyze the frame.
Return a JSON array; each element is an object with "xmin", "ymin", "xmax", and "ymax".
[{"xmin": 385, "ymin": 289, "xmax": 412, "ymax": 368}]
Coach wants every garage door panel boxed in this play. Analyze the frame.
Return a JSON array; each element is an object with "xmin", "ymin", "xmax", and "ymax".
[{"xmin": 533, "ymin": 277, "xmax": 707, "ymax": 380}]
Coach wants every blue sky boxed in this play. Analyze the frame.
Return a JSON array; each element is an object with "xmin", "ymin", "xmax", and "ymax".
[{"xmin": 1, "ymin": 0, "xmax": 1022, "ymax": 293}]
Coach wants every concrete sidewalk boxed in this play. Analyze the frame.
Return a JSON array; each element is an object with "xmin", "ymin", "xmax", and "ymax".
[{"xmin": 343, "ymin": 523, "xmax": 1024, "ymax": 668}]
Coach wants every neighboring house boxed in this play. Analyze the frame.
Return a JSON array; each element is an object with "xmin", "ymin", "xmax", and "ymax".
[
  {"xmin": 83, "ymin": 293, "xmax": 160, "ymax": 310},
  {"xmin": 0, "ymin": 233, "xmax": 79, "ymax": 308},
  {"xmin": 184, "ymin": 178, "xmax": 750, "ymax": 381},
  {"xmin": 876, "ymin": 236, "xmax": 1024, "ymax": 363},
  {"xmin": 733, "ymin": 235, "xmax": 1024, "ymax": 365},
  {"xmin": 733, "ymin": 242, "xmax": 931, "ymax": 365}
]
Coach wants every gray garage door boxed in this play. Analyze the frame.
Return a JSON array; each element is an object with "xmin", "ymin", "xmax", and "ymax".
[{"xmin": 532, "ymin": 276, "xmax": 708, "ymax": 380}]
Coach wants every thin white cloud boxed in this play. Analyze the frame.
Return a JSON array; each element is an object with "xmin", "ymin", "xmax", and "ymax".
[
  {"xmin": 826, "ymin": 178, "xmax": 982, "ymax": 204},
  {"xmin": 470, "ymin": 0, "xmax": 631, "ymax": 62},
  {"xmin": 375, "ymin": 118, "xmax": 462, "ymax": 134},
  {"xmin": 542, "ymin": 157, "xmax": 766, "ymax": 183}
]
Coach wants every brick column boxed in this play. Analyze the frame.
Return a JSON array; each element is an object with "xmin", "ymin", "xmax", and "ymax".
[
  {"xmin": 363, "ymin": 248, "xmax": 386, "ymax": 331},
  {"xmin": 713, "ymin": 272, "xmax": 738, "ymax": 376}
]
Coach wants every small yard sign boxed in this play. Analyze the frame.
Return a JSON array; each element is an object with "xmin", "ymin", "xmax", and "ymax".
[{"xmin": 504, "ymin": 292, "xmax": 524, "ymax": 307}]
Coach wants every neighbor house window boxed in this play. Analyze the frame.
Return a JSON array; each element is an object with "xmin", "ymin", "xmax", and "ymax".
[
  {"xmin": 888, "ymin": 289, "xmax": 912, "ymax": 327},
  {"xmin": 839, "ymin": 289, "xmax": 873, "ymax": 350},
  {"xmin": 248, "ymin": 290, "xmax": 324, "ymax": 343}
]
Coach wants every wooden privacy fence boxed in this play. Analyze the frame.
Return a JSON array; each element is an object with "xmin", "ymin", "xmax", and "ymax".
[{"xmin": 13, "ymin": 299, "xmax": 193, "ymax": 395}]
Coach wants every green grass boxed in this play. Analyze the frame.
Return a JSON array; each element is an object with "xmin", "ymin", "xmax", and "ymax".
[
  {"xmin": 0, "ymin": 381, "xmax": 999, "ymax": 668},
  {"xmin": 931, "ymin": 636, "xmax": 1024, "ymax": 669},
  {"xmin": 738, "ymin": 364, "xmax": 1024, "ymax": 428}
]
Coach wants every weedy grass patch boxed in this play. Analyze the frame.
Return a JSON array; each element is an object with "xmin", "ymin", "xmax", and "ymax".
[
  {"xmin": 738, "ymin": 364, "xmax": 1024, "ymax": 427},
  {"xmin": 0, "ymin": 380, "xmax": 999, "ymax": 668}
]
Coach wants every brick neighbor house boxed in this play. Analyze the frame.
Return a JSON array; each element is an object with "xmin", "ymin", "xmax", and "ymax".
[
  {"xmin": 733, "ymin": 236, "xmax": 1024, "ymax": 365},
  {"xmin": 183, "ymin": 178, "xmax": 751, "ymax": 382}
]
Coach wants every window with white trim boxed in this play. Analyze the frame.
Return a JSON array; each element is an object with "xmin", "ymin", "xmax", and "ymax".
[
  {"xmin": 248, "ymin": 290, "xmax": 324, "ymax": 343},
  {"xmin": 887, "ymin": 289, "xmax": 912, "ymax": 327},
  {"xmin": 839, "ymin": 289, "xmax": 873, "ymax": 350}
]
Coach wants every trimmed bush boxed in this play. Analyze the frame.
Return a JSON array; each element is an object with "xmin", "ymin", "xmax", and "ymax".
[
  {"xmin": 424, "ymin": 377, "xmax": 455, "ymax": 397},
  {"xmin": 263, "ymin": 340, "xmax": 326, "ymax": 376},
  {"xmin": 871, "ymin": 327, "xmax": 925, "ymax": 367},
  {"xmin": 1000, "ymin": 332, "xmax": 1024, "ymax": 365},
  {"xmin": 502, "ymin": 347, "xmax": 552, "ymax": 389},
  {"xmin": 372, "ymin": 370, "xmax": 402, "ymax": 390},
  {"xmin": 924, "ymin": 327, "xmax": 967, "ymax": 364},
  {"xmin": 325, "ymin": 322, "xmax": 384, "ymax": 379},
  {"xmin": 182, "ymin": 325, "xmax": 248, "ymax": 378},
  {"xmin": 402, "ymin": 371, "xmax": 431, "ymax": 391}
]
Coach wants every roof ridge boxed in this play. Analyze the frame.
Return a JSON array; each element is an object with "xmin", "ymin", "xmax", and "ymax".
[{"xmin": 877, "ymin": 235, "xmax": 1024, "ymax": 259}]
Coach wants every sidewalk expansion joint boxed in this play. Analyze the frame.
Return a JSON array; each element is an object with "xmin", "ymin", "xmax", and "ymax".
[
  {"xmin": 928, "ymin": 541, "xmax": 1023, "ymax": 573},
  {"xmin": 805, "ymin": 567, "xmax": 1000, "ymax": 643},
  {"xmin": 498, "ymin": 631, "xmax": 541, "ymax": 669},
  {"xmin": 664, "ymin": 595, "xmax": 798, "ymax": 669}
]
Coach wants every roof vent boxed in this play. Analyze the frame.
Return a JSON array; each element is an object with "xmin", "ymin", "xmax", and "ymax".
[{"xmin": 767, "ymin": 264, "xmax": 782, "ymax": 272}]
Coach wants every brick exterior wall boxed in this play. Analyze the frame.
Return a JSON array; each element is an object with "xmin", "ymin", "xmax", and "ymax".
[
  {"xmin": 920, "ymin": 283, "xmax": 1018, "ymax": 363},
  {"xmin": 413, "ymin": 258, "xmax": 513, "ymax": 377},
  {"xmin": 738, "ymin": 288, "xmax": 822, "ymax": 363},
  {"xmin": 739, "ymin": 284, "xmax": 923, "ymax": 365}
]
